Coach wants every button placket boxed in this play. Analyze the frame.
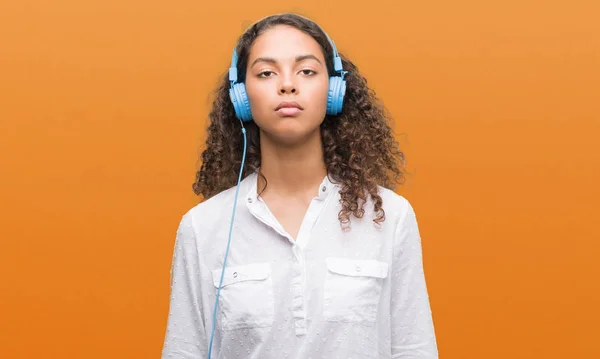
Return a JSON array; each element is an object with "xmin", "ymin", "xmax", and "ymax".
[{"xmin": 290, "ymin": 251, "xmax": 306, "ymax": 336}]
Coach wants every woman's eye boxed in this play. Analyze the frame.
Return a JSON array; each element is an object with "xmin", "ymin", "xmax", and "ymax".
[
  {"xmin": 258, "ymin": 71, "xmax": 274, "ymax": 78},
  {"xmin": 301, "ymin": 69, "xmax": 316, "ymax": 76}
]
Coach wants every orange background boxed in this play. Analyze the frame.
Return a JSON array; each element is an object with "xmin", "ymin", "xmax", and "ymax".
[{"xmin": 1, "ymin": 1, "xmax": 599, "ymax": 358}]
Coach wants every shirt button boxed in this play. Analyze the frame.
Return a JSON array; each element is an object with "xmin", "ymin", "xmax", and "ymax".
[
  {"xmin": 356, "ymin": 266, "xmax": 361, "ymax": 272},
  {"xmin": 233, "ymin": 272, "xmax": 238, "ymax": 278},
  {"xmin": 247, "ymin": 198, "xmax": 253, "ymax": 203},
  {"xmin": 321, "ymin": 186, "xmax": 327, "ymax": 192}
]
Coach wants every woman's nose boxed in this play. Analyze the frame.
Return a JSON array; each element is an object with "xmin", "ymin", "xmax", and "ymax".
[{"xmin": 279, "ymin": 76, "xmax": 297, "ymax": 94}]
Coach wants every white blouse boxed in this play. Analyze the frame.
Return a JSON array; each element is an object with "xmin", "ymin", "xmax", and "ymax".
[{"xmin": 161, "ymin": 171, "xmax": 438, "ymax": 358}]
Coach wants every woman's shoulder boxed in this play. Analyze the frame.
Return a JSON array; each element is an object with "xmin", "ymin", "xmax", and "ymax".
[
  {"xmin": 174, "ymin": 186, "xmax": 239, "ymax": 241},
  {"xmin": 183, "ymin": 172, "xmax": 257, "ymax": 220},
  {"xmin": 374, "ymin": 184, "xmax": 415, "ymax": 220},
  {"xmin": 184, "ymin": 185, "xmax": 239, "ymax": 220}
]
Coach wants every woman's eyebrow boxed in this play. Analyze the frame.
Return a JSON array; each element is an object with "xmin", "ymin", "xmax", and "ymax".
[{"xmin": 250, "ymin": 54, "xmax": 322, "ymax": 68}]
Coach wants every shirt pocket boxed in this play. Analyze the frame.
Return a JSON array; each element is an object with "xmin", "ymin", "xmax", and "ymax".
[
  {"xmin": 323, "ymin": 257, "xmax": 389, "ymax": 324},
  {"xmin": 211, "ymin": 262, "xmax": 274, "ymax": 331}
]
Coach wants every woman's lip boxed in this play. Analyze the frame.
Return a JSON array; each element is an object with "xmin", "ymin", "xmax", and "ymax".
[
  {"xmin": 276, "ymin": 107, "xmax": 303, "ymax": 116},
  {"xmin": 275, "ymin": 101, "xmax": 303, "ymax": 111}
]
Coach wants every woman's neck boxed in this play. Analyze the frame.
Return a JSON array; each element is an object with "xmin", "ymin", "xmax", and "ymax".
[{"xmin": 257, "ymin": 129, "xmax": 327, "ymax": 197}]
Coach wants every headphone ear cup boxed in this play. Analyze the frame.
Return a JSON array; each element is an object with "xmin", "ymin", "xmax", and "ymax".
[
  {"xmin": 326, "ymin": 77, "xmax": 336, "ymax": 115},
  {"xmin": 229, "ymin": 82, "xmax": 252, "ymax": 122},
  {"xmin": 326, "ymin": 76, "xmax": 346, "ymax": 115},
  {"xmin": 337, "ymin": 78, "xmax": 347, "ymax": 114}
]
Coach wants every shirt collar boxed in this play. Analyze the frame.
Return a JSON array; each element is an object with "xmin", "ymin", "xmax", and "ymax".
[
  {"xmin": 317, "ymin": 174, "xmax": 336, "ymax": 200},
  {"xmin": 244, "ymin": 171, "xmax": 338, "ymax": 206}
]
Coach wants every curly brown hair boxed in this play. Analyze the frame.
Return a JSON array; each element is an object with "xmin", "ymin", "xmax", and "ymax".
[{"xmin": 192, "ymin": 13, "xmax": 406, "ymax": 228}]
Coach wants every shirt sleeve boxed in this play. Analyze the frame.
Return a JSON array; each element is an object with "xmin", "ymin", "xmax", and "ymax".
[
  {"xmin": 161, "ymin": 212, "xmax": 208, "ymax": 358},
  {"xmin": 390, "ymin": 200, "xmax": 439, "ymax": 358}
]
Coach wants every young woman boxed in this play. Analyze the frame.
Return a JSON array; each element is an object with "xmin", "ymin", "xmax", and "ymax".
[{"xmin": 161, "ymin": 13, "xmax": 438, "ymax": 359}]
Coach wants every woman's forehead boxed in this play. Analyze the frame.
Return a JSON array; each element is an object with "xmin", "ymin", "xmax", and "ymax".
[{"xmin": 248, "ymin": 25, "xmax": 325, "ymax": 63}]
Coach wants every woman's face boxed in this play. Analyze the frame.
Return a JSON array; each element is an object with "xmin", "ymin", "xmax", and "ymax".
[{"xmin": 245, "ymin": 25, "xmax": 329, "ymax": 145}]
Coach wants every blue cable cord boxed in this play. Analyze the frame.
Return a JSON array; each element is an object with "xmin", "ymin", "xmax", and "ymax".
[{"xmin": 207, "ymin": 126, "xmax": 247, "ymax": 359}]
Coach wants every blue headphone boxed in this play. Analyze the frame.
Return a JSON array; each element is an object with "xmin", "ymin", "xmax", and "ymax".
[{"xmin": 228, "ymin": 33, "xmax": 348, "ymax": 122}]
